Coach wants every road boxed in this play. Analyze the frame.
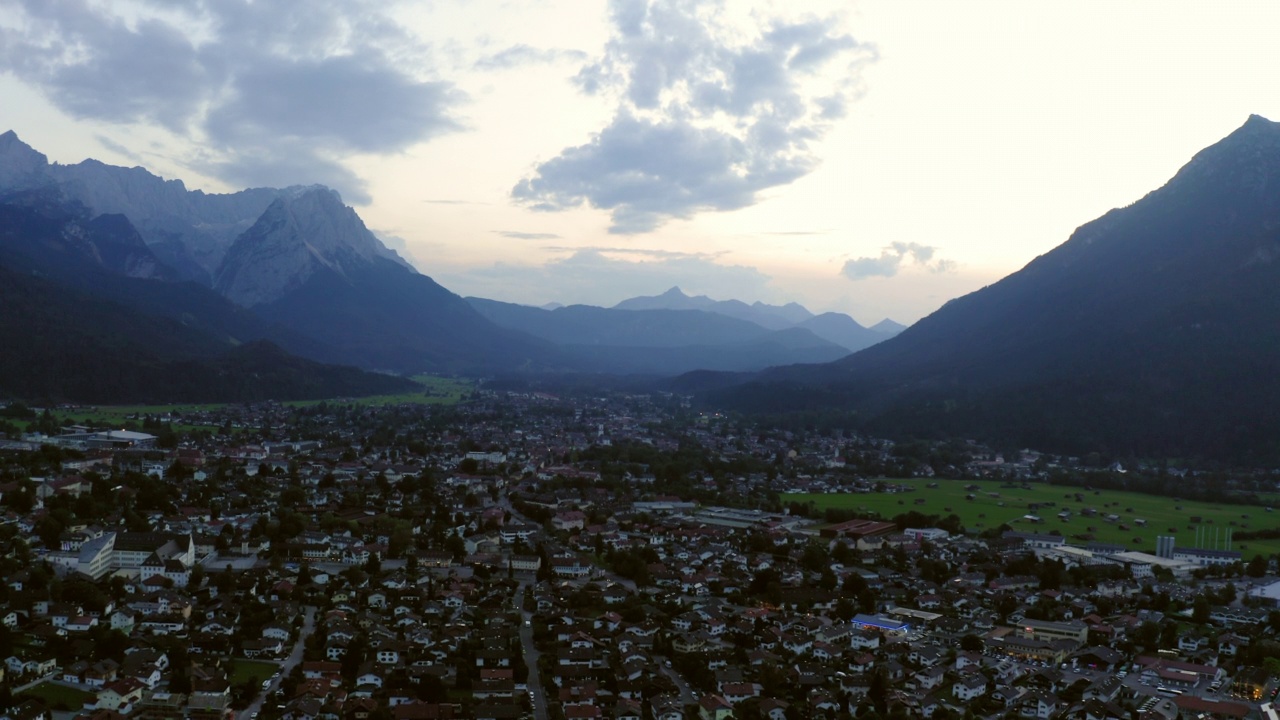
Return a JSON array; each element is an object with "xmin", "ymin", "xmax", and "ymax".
[
  {"xmin": 238, "ymin": 605, "xmax": 316, "ymax": 720},
  {"xmin": 654, "ymin": 655, "xmax": 697, "ymax": 705},
  {"xmin": 515, "ymin": 585, "xmax": 549, "ymax": 720}
]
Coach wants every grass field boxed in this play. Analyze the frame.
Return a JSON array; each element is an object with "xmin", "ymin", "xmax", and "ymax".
[
  {"xmin": 228, "ymin": 658, "xmax": 279, "ymax": 687},
  {"xmin": 783, "ymin": 478, "xmax": 1280, "ymax": 559},
  {"xmin": 281, "ymin": 375, "xmax": 471, "ymax": 408},
  {"xmin": 20, "ymin": 682, "xmax": 95, "ymax": 710},
  {"xmin": 53, "ymin": 375, "xmax": 472, "ymax": 430}
]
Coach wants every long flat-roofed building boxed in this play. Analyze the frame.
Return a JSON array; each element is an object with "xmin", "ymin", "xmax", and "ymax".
[
  {"xmin": 1018, "ymin": 619, "xmax": 1087, "ymax": 643},
  {"xmin": 821, "ymin": 519, "xmax": 897, "ymax": 541}
]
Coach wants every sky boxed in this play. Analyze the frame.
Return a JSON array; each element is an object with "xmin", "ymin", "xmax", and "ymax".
[{"xmin": 2, "ymin": 0, "xmax": 1279, "ymax": 325}]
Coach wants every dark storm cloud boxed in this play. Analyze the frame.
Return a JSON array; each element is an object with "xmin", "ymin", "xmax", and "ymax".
[
  {"xmin": 514, "ymin": 0, "xmax": 875, "ymax": 234},
  {"xmin": 203, "ymin": 55, "xmax": 460, "ymax": 155},
  {"xmin": 0, "ymin": 0, "xmax": 462, "ymax": 203},
  {"xmin": 841, "ymin": 242, "xmax": 957, "ymax": 280},
  {"xmin": 0, "ymin": 1, "xmax": 210, "ymax": 131}
]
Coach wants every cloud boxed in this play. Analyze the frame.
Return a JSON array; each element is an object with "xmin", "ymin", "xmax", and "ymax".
[
  {"xmin": 372, "ymin": 230, "xmax": 423, "ymax": 271},
  {"xmin": 541, "ymin": 246, "xmax": 723, "ymax": 260},
  {"xmin": 474, "ymin": 44, "xmax": 587, "ymax": 71},
  {"xmin": 513, "ymin": 0, "xmax": 875, "ymax": 234},
  {"xmin": 196, "ymin": 138, "xmax": 375, "ymax": 204},
  {"xmin": 0, "ymin": 0, "xmax": 462, "ymax": 203},
  {"xmin": 496, "ymin": 231, "xmax": 562, "ymax": 240},
  {"xmin": 841, "ymin": 242, "xmax": 957, "ymax": 280},
  {"xmin": 94, "ymin": 134, "xmax": 141, "ymax": 162},
  {"xmin": 438, "ymin": 248, "xmax": 775, "ymax": 306}
]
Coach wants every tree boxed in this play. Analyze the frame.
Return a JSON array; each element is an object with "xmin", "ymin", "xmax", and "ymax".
[
  {"xmin": 1193, "ymin": 595, "xmax": 1211, "ymax": 624},
  {"xmin": 189, "ymin": 564, "xmax": 206, "ymax": 590},
  {"xmin": 868, "ymin": 668, "xmax": 889, "ymax": 715}
]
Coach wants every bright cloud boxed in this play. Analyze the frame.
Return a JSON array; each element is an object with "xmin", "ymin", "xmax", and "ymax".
[
  {"xmin": 841, "ymin": 242, "xmax": 957, "ymax": 280},
  {"xmin": 511, "ymin": 0, "xmax": 874, "ymax": 234}
]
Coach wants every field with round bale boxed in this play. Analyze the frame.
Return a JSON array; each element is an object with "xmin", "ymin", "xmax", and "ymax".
[{"xmin": 783, "ymin": 477, "xmax": 1280, "ymax": 559}]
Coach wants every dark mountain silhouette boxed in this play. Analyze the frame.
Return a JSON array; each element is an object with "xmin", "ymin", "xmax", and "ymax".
[
  {"xmin": 690, "ymin": 115, "xmax": 1280, "ymax": 463},
  {"xmin": 467, "ymin": 297, "xmax": 849, "ymax": 374},
  {"xmin": 0, "ymin": 187, "xmax": 413, "ymax": 403},
  {"xmin": 0, "ymin": 262, "xmax": 413, "ymax": 404},
  {"xmin": 0, "ymin": 189, "xmax": 331, "ymax": 360},
  {"xmin": 795, "ymin": 312, "xmax": 891, "ymax": 353}
]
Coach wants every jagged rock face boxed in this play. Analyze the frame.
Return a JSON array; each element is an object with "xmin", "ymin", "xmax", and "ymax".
[
  {"xmin": 0, "ymin": 130, "xmax": 49, "ymax": 190},
  {"xmin": 214, "ymin": 187, "xmax": 393, "ymax": 307},
  {"xmin": 0, "ymin": 132, "xmax": 283, "ymax": 280},
  {"xmin": 0, "ymin": 186, "xmax": 174, "ymax": 281},
  {"xmin": 0, "ymin": 130, "xmax": 414, "ymax": 290},
  {"xmin": 85, "ymin": 213, "xmax": 174, "ymax": 279},
  {"xmin": 52, "ymin": 160, "xmax": 284, "ymax": 280}
]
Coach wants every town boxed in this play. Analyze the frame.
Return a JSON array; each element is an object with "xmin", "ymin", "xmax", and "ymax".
[{"xmin": 0, "ymin": 389, "xmax": 1279, "ymax": 720}]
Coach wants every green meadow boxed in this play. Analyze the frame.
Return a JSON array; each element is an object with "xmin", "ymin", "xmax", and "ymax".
[
  {"xmin": 280, "ymin": 375, "xmax": 472, "ymax": 408},
  {"xmin": 227, "ymin": 658, "xmax": 278, "ymax": 687},
  {"xmin": 53, "ymin": 375, "xmax": 471, "ymax": 430},
  {"xmin": 20, "ymin": 682, "xmax": 95, "ymax": 710},
  {"xmin": 783, "ymin": 478, "xmax": 1280, "ymax": 559}
]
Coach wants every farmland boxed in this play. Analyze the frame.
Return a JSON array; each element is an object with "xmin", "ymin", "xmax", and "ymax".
[
  {"xmin": 783, "ymin": 478, "xmax": 1280, "ymax": 559},
  {"xmin": 53, "ymin": 375, "xmax": 472, "ymax": 430}
]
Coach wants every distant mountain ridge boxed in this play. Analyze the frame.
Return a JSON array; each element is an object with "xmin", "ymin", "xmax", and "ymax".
[
  {"xmin": 611, "ymin": 286, "xmax": 903, "ymax": 351},
  {"xmin": 466, "ymin": 297, "xmax": 851, "ymax": 374},
  {"xmin": 685, "ymin": 115, "xmax": 1280, "ymax": 463}
]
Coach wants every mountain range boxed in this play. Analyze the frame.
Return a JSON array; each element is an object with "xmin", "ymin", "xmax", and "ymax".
[
  {"xmin": 0, "ymin": 130, "xmax": 898, "ymax": 401},
  {"xmin": 465, "ymin": 289, "xmax": 902, "ymax": 375},
  {"xmin": 10, "ymin": 114, "xmax": 1279, "ymax": 463},
  {"xmin": 610, "ymin": 287, "xmax": 902, "ymax": 351},
  {"xmin": 679, "ymin": 115, "xmax": 1280, "ymax": 463}
]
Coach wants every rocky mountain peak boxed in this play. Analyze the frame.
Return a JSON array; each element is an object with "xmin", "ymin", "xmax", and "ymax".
[
  {"xmin": 1162, "ymin": 114, "xmax": 1280, "ymax": 200},
  {"xmin": 0, "ymin": 130, "xmax": 51, "ymax": 191},
  {"xmin": 213, "ymin": 185, "xmax": 412, "ymax": 308}
]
